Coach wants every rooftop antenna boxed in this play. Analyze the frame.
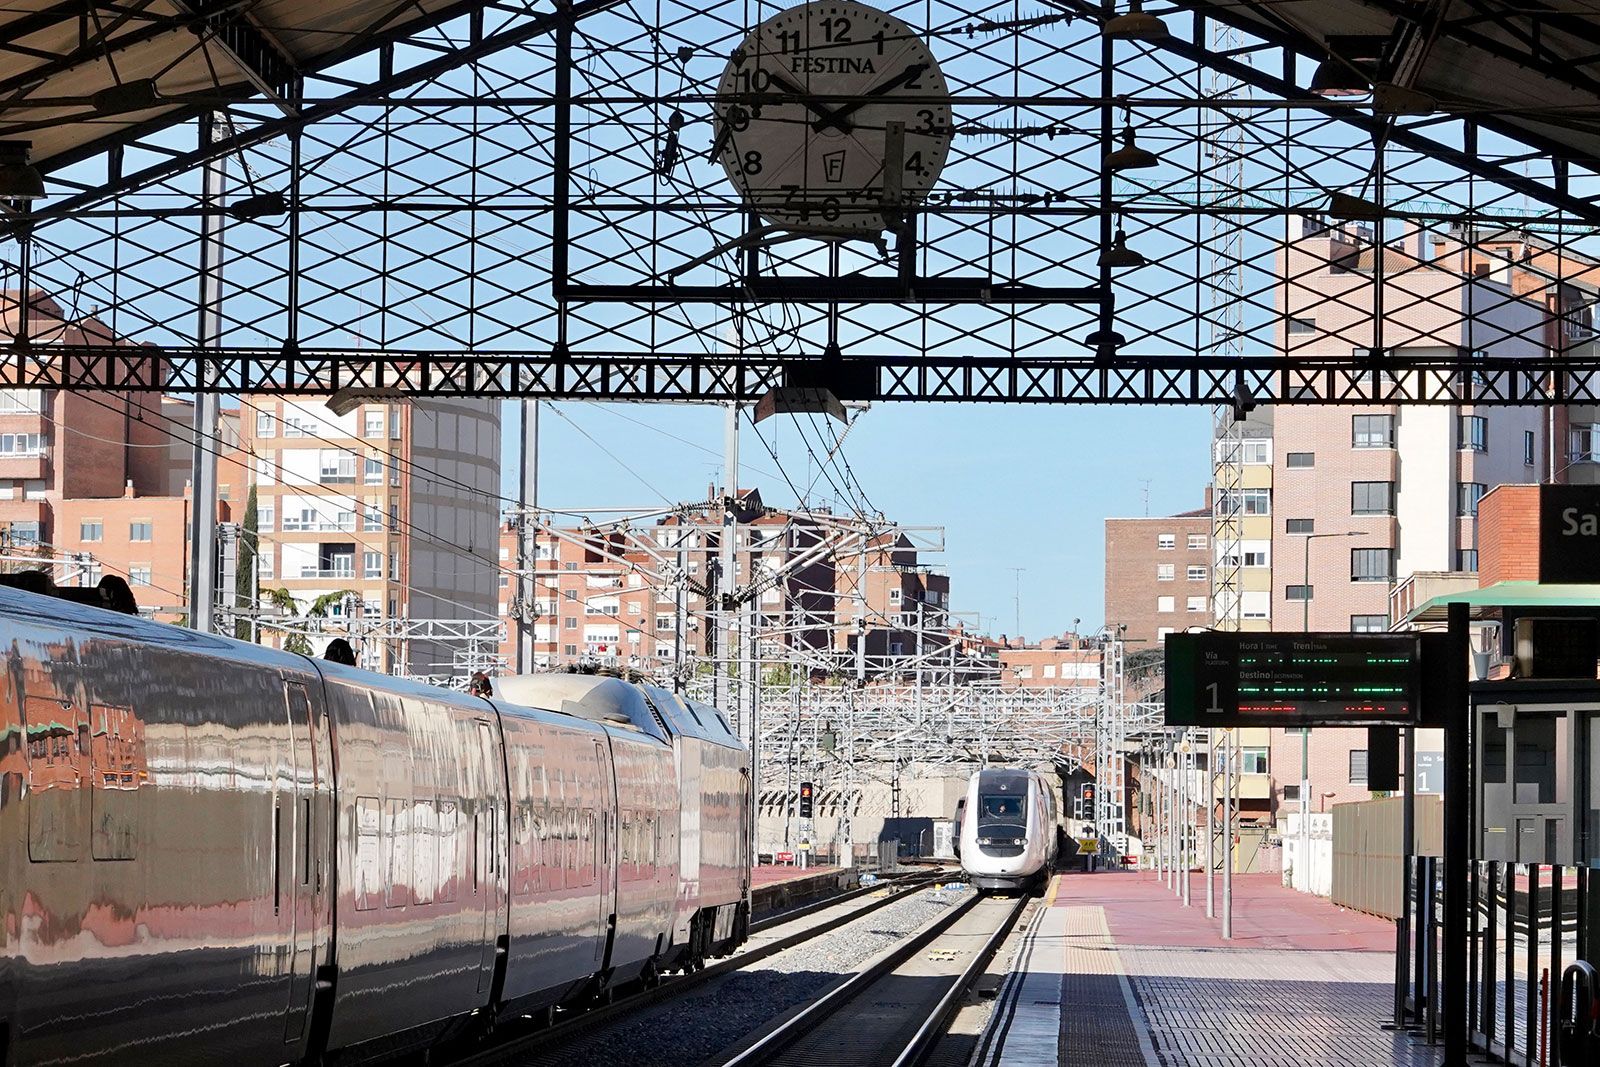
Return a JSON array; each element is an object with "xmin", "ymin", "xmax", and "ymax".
[{"xmin": 1140, "ymin": 479, "xmax": 1152, "ymax": 516}]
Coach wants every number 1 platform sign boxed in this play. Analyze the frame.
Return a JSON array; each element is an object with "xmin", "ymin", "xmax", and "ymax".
[{"xmin": 1164, "ymin": 632, "xmax": 1425, "ymax": 727}]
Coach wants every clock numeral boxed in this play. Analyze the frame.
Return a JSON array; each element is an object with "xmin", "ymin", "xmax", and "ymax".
[
  {"xmin": 777, "ymin": 29, "xmax": 800, "ymax": 53},
  {"xmin": 742, "ymin": 150, "xmax": 764, "ymax": 176},
  {"xmin": 916, "ymin": 109, "xmax": 936, "ymax": 134},
  {"xmin": 871, "ymin": 30, "xmax": 885, "ymax": 55},
  {"xmin": 725, "ymin": 106, "xmax": 751, "ymax": 133},
  {"xmin": 821, "ymin": 196, "xmax": 841, "ymax": 222},
  {"xmin": 821, "ymin": 15, "xmax": 851, "ymax": 43},
  {"xmin": 781, "ymin": 184, "xmax": 801, "ymax": 203},
  {"xmin": 904, "ymin": 66, "xmax": 924, "ymax": 90},
  {"xmin": 732, "ymin": 67, "xmax": 773, "ymax": 93},
  {"xmin": 904, "ymin": 151, "xmax": 925, "ymax": 177}
]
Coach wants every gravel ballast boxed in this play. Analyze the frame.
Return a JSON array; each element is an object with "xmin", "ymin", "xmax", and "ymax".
[{"xmin": 508, "ymin": 884, "xmax": 974, "ymax": 1067}]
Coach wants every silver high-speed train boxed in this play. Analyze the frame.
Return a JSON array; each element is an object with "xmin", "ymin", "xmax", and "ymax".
[
  {"xmin": 958, "ymin": 767, "xmax": 1058, "ymax": 894},
  {"xmin": 0, "ymin": 581, "xmax": 750, "ymax": 1066}
]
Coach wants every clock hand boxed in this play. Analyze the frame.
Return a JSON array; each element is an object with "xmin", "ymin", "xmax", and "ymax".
[
  {"xmin": 764, "ymin": 68, "xmax": 857, "ymax": 131},
  {"xmin": 810, "ymin": 62, "xmax": 931, "ymax": 134}
]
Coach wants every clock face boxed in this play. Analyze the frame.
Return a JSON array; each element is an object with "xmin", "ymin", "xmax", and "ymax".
[{"xmin": 714, "ymin": 1, "xmax": 952, "ymax": 236}]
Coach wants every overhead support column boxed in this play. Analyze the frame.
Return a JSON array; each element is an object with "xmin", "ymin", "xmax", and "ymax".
[
  {"xmin": 516, "ymin": 401, "xmax": 539, "ymax": 673},
  {"xmin": 187, "ymin": 115, "xmax": 226, "ymax": 634}
]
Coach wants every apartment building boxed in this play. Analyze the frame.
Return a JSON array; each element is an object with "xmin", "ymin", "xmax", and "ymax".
[
  {"xmin": 997, "ymin": 634, "xmax": 1101, "ymax": 688},
  {"xmin": 0, "ymin": 292, "xmax": 234, "ymax": 615},
  {"xmin": 234, "ymin": 395, "xmax": 501, "ymax": 674},
  {"xmin": 1103, "ymin": 500, "xmax": 1214, "ymax": 647},
  {"xmin": 496, "ymin": 491, "xmax": 951, "ymax": 674},
  {"xmin": 1237, "ymin": 217, "xmax": 1559, "ymax": 821}
]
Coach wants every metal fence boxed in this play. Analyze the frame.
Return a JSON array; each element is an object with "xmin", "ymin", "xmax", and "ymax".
[
  {"xmin": 1333, "ymin": 797, "xmax": 1443, "ymax": 920},
  {"xmin": 1399, "ymin": 859, "xmax": 1599, "ymax": 1063}
]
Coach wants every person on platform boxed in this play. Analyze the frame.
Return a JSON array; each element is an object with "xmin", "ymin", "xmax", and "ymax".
[
  {"xmin": 323, "ymin": 638, "xmax": 357, "ymax": 666},
  {"xmin": 469, "ymin": 672, "xmax": 493, "ymax": 698}
]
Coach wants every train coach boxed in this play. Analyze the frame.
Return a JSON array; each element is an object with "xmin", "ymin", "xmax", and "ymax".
[{"xmin": 0, "ymin": 579, "xmax": 750, "ymax": 1066}]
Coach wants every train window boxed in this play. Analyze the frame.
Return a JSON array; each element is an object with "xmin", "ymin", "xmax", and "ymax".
[
  {"xmin": 355, "ymin": 796, "xmax": 381, "ymax": 911},
  {"xmin": 437, "ymin": 800, "xmax": 459, "ymax": 903},
  {"xmin": 25, "ymin": 687, "xmax": 86, "ymax": 863},
  {"xmin": 385, "ymin": 798, "xmax": 411, "ymax": 908},
  {"xmin": 412, "ymin": 797, "xmax": 436, "ymax": 905},
  {"xmin": 980, "ymin": 795, "xmax": 1025, "ymax": 819},
  {"xmin": 90, "ymin": 702, "xmax": 139, "ymax": 861}
]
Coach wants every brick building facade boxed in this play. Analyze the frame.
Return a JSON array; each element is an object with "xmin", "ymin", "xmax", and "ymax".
[{"xmin": 1104, "ymin": 501, "xmax": 1214, "ymax": 648}]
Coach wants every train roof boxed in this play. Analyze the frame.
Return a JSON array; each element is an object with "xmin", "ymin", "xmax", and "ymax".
[
  {"xmin": 495, "ymin": 673, "xmax": 668, "ymax": 741},
  {"xmin": 636, "ymin": 683, "xmax": 743, "ymax": 750}
]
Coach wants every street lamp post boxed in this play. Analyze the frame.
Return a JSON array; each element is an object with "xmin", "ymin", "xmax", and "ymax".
[{"xmin": 1295, "ymin": 529, "xmax": 1368, "ymax": 891}]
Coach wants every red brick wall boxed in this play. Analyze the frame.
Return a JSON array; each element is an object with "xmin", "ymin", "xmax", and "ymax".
[{"xmin": 1478, "ymin": 484, "xmax": 1540, "ymax": 586}]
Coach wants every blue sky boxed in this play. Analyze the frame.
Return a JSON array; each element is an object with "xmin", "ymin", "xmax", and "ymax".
[{"xmin": 500, "ymin": 400, "xmax": 1211, "ymax": 639}]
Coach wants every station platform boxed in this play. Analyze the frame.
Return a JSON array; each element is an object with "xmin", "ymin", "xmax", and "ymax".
[
  {"xmin": 979, "ymin": 870, "xmax": 1441, "ymax": 1067},
  {"xmin": 749, "ymin": 863, "xmax": 854, "ymax": 915}
]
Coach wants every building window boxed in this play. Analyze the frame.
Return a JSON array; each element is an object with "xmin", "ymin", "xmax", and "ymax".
[
  {"xmin": 256, "ymin": 411, "xmax": 276, "ymax": 437},
  {"xmin": 1282, "ymin": 784, "xmax": 1301, "ymax": 801},
  {"xmin": 1240, "ymin": 747, "xmax": 1269, "ymax": 774},
  {"xmin": 1457, "ymin": 549, "xmax": 1479, "ymax": 572},
  {"xmin": 22, "ymin": 480, "xmax": 43, "ymax": 501},
  {"xmin": 1570, "ymin": 426, "xmax": 1600, "ymax": 463},
  {"xmin": 389, "ymin": 410, "xmax": 402, "ymax": 440},
  {"xmin": 1458, "ymin": 415, "xmax": 1488, "ymax": 452},
  {"xmin": 1286, "ymin": 452, "xmax": 1315, "ymax": 468},
  {"xmin": 319, "ymin": 450, "xmax": 356, "ymax": 484},
  {"xmin": 363, "ymin": 506, "xmax": 380, "ymax": 532},
  {"xmin": 1156, "ymin": 595, "xmax": 1176, "ymax": 613},
  {"xmin": 1457, "ymin": 482, "xmax": 1487, "ymax": 516},
  {"xmin": 79, "ymin": 521, "xmax": 102, "ymax": 543},
  {"xmin": 1286, "ymin": 518, "xmax": 1314, "ymax": 534},
  {"xmin": 1243, "ymin": 547, "xmax": 1269, "ymax": 567},
  {"xmin": 0, "ymin": 432, "xmax": 44, "ymax": 456},
  {"xmin": 564, "ymin": 644, "xmax": 578, "ymax": 657},
  {"xmin": 1157, "ymin": 533, "xmax": 1176, "ymax": 550},
  {"xmin": 1218, "ymin": 489, "xmax": 1271, "ymax": 515},
  {"xmin": 1524, "ymin": 430, "xmax": 1536, "ymax": 467},
  {"xmin": 390, "ymin": 460, "xmax": 400, "ymax": 487},
  {"xmin": 1349, "ymin": 750, "xmax": 1369, "ymax": 784},
  {"xmin": 1186, "ymin": 595, "xmax": 1207, "ymax": 613},
  {"xmin": 889, "ymin": 588, "xmax": 902, "ymax": 604},
  {"xmin": 128, "ymin": 566, "xmax": 151, "ymax": 587},
  {"xmin": 258, "ymin": 550, "xmax": 274, "ymax": 580},
  {"xmin": 1288, "ymin": 317, "xmax": 1316, "ymax": 334},
  {"xmin": 1241, "ymin": 439, "xmax": 1271, "ymax": 465},
  {"xmin": 1157, "ymin": 563, "xmax": 1175, "ymax": 581},
  {"xmin": 364, "ymin": 551, "xmax": 383, "ymax": 579},
  {"xmin": 364, "ymin": 410, "xmax": 385, "ymax": 438},
  {"xmin": 0, "ymin": 390, "xmax": 41, "ymax": 414},
  {"xmin": 1351, "ymin": 480, "xmax": 1395, "ymax": 515},
  {"xmin": 655, "ymin": 615, "xmax": 674, "ymax": 631},
  {"xmin": 283, "ymin": 416, "xmax": 307, "ymax": 438},
  {"xmin": 1351, "ymin": 548, "xmax": 1394, "ymax": 583},
  {"xmin": 564, "ymin": 589, "xmax": 577, "ymax": 601},
  {"xmin": 129, "ymin": 521, "xmax": 152, "ymax": 542},
  {"xmin": 1286, "ymin": 585, "xmax": 1313, "ymax": 602},
  {"xmin": 1351, "ymin": 614, "xmax": 1388, "ymax": 633},
  {"xmin": 1352, "ymin": 414, "xmax": 1395, "ymax": 449},
  {"xmin": 1187, "ymin": 533, "xmax": 1207, "ymax": 551},
  {"xmin": 364, "ymin": 457, "xmax": 383, "ymax": 484},
  {"xmin": 564, "ymin": 617, "xmax": 577, "ymax": 630},
  {"xmin": 1187, "ymin": 565, "xmax": 1207, "ymax": 581},
  {"xmin": 389, "ymin": 502, "xmax": 399, "ymax": 530}
]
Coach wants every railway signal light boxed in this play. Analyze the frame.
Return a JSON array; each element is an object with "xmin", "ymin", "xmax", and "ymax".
[{"xmin": 798, "ymin": 781, "xmax": 814, "ymax": 819}]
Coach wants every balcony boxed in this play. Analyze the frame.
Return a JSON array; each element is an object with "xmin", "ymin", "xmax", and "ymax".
[
  {"xmin": 1389, "ymin": 571, "xmax": 1477, "ymax": 628},
  {"xmin": 0, "ymin": 453, "xmax": 47, "ymax": 480},
  {"xmin": 298, "ymin": 566, "xmax": 357, "ymax": 580}
]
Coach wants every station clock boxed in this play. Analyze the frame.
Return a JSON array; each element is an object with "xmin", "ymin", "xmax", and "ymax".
[{"xmin": 713, "ymin": 1, "xmax": 952, "ymax": 236}]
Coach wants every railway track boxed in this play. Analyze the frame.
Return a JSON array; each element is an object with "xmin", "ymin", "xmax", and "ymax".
[
  {"xmin": 441, "ymin": 869, "xmax": 951, "ymax": 1067},
  {"xmin": 714, "ymin": 891, "xmax": 1029, "ymax": 1067}
]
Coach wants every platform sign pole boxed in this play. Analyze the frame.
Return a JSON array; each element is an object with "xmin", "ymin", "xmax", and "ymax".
[
  {"xmin": 1222, "ymin": 729, "xmax": 1234, "ymax": 940},
  {"xmin": 1182, "ymin": 732, "xmax": 1192, "ymax": 907},
  {"xmin": 1442, "ymin": 602, "xmax": 1470, "ymax": 1066},
  {"xmin": 1205, "ymin": 728, "xmax": 1215, "ymax": 918}
]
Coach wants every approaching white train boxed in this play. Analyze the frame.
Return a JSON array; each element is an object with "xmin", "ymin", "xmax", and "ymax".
[{"xmin": 958, "ymin": 767, "xmax": 1058, "ymax": 894}]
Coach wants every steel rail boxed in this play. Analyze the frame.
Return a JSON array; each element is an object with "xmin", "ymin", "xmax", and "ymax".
[
  {"xmin": 442, "ymin": 870, "xmax": 946, "ymax": 1067},
  {"xmin": 717, "ymin": 891, "xmax": 1028, "ymax": 1067}
]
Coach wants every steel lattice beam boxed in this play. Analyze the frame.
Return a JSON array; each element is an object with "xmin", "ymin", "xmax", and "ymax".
[{"xmin": 13, "ymin": 345, "xmax": 1600, "ymax": 404}]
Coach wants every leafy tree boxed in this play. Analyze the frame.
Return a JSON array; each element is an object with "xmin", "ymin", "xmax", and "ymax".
[
  {"xmin": 262, "ymin": 587, "xmax": 311, "ymax": 655},
  {"xmin": 234, "ymin": 486, "xmax": 258, "ymax": 640}
]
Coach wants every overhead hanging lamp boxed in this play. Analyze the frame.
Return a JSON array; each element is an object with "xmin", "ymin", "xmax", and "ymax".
[{"xmin": 1103, "ymin": 1, "xmax": 1168, "ymax": 42}]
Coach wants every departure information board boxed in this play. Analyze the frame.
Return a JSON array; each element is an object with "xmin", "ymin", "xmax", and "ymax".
[{"xmin": 1164, "ymin": 632, "xmax": 1423, "ymax": 727}]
